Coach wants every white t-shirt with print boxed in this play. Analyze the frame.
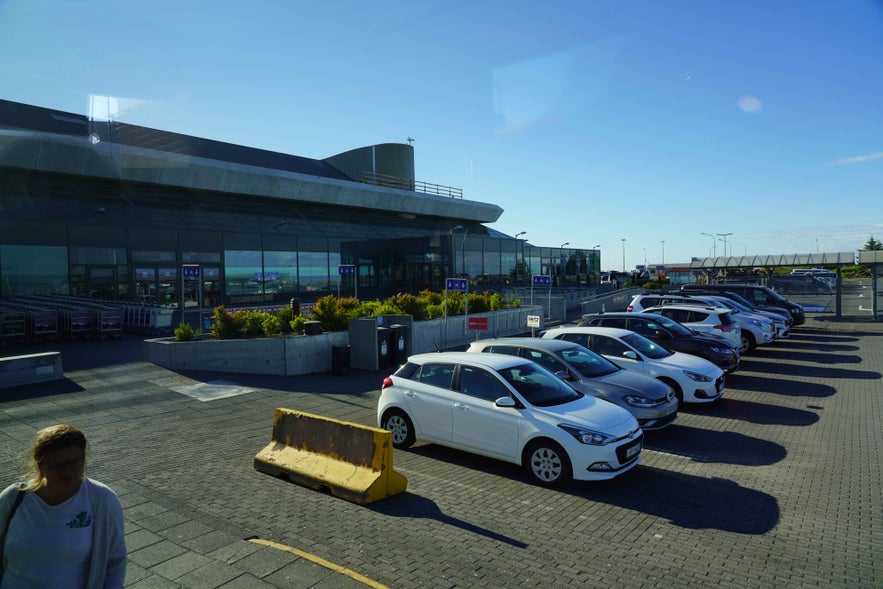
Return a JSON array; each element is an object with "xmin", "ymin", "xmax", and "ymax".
[{"xmin": 1, "ymin": 482, "xmax": 93, "ymax": 589}]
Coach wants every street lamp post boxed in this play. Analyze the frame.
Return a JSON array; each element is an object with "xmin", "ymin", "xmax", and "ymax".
[
  {"xmin": 661, "ymin": 240, "xmax": 665, "ymax": 266},
  {"xmin": 700, "ymin": 232, "xmax": 716, "ymax": 257},
  {"xmin": 515, "ymin": 231, "xmax": 526, "ymax": 283},
  {"xmin": 621, "ymin": 238, "xmax": 626, "ymax": 272},
  {"xmin": 716, "ymin": 232, "xmax": 733, "ymax": 257}
]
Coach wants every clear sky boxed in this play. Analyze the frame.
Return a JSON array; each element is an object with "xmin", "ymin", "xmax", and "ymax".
[{"xmin": 2, "ymin": 0, "xmax": 881, "ymax": 270}]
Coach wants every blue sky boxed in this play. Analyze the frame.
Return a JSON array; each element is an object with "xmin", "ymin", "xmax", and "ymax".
[{"xmin": 2, "ymin": 0, "xmax": 881, "ymax": 270}]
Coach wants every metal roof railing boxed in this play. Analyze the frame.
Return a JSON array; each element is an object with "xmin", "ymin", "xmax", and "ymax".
[{"xmin": 361, "ymin": 171, "xmax": 463, "ymax": 199}]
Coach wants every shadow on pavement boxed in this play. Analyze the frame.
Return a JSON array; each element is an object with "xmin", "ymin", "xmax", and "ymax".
[
  {"xmin": 730, "ymin": 374, "xmax": 836, "ymax": 397},
  {"xmin": 683, "ymin": 397, "xmax": 821, "ymax": 426},
  {"xmin": 643, "ymin": 424, "xmax": 787, "ymax": 466}
]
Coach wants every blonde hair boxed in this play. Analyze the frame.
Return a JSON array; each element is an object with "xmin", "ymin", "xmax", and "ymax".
[{"xmin": 22, "ymin": 424, "xmax": 87, "ymax": 490}]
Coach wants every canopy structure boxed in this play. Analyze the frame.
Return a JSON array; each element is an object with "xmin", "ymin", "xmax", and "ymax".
[{"xmin": 689, "ymin": 252, "xmax": 858, "ymax": 270}]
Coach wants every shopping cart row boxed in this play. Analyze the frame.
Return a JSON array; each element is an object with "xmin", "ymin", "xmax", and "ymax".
[{"xmin": 0, "ymin": 296, "xmax": 125, "ymax": 343}]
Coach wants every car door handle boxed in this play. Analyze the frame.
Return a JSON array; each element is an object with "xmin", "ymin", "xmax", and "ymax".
[
  {"xmin": 404, "ymin": 391, "xmax": 417, "ymax": 398},
  {"xmin": 453, "ymin": 402, "xmax": 468, "ymax": 410}
]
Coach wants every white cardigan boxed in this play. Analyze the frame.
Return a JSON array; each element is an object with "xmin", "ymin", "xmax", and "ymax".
[{"xmin": 0, "ymin": 479, "xmax": 127, "ymax": 588}]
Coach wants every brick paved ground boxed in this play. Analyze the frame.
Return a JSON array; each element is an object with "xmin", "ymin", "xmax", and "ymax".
[{"xmin": 1, "ymin": 316, "xmax": 881, "ymax": 588}]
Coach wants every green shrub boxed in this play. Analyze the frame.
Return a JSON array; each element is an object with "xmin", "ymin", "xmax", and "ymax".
[
  {"xmin": 311, "ymin": 295, "xmax": 350, "ymax": 332},
  {"xmin": 211, "ymin": 306, "xmax": 246, "ymax": 339},
  {"xmin": 275, "ymin": 306, "xmax": 294, "ymax": 334},
  {"xmin": 290, "ymin": 315, "xmax": 307, "ymax": 335},
  {"xmin": 174, "ymin": 322, "xmax": 196, "ymax": 341},
  {"xmin": 261, "ymin": 314, "xmax": 282, "ymax": 337},
  {"xmin": 243, "ymin": 310, "xmax": 273, "ymax": 337}
]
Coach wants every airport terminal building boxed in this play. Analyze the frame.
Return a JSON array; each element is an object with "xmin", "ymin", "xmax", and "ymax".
[{"xmin": 0, "ymin": 99, "xmax": 600, "ymax": 310}]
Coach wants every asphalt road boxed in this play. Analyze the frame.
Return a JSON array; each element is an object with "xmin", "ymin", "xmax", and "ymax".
[{"xmin": 1, "ymin": 315, "xmax": 881, "ymax": 588}]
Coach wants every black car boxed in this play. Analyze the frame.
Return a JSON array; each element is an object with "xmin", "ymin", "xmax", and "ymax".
[
  {"xmin": 680, "ymin": 283, "xmax": 805, "ymax": 326},
  {"xmin": 674, "ymin": 289, "xmax": 793, "ymax": 325},
  {"xmin": 578, "ymin": 312, "xmax": 740, "ymax": 373}
]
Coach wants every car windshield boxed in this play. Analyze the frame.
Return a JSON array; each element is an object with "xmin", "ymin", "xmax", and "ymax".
[
  {"xmin": 621, "ymin": 332, "xmax": 672, "ymax": 359},
  {"xmin": 558, "ymin": 346, "xmax": 619, "ymax": 378},
  {"xmin": 498, "ymin": 362, "xmax": 583, "ymax": 407}
]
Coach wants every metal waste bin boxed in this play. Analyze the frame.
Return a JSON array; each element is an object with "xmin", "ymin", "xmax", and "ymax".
[
  {"xmin": 389, "ymin": 324, "xmax": 409, "ymax": 366},
  {"xmin": 304, "ymin": 320, "xmax": 322, "ymax": 336},
  {"xmin": 376, "ymin": 326, "xmax": 391, "ymax": 370},
  {"xmin": 331, "ymin": 344, "xmax": 350, "ymax": 376}
]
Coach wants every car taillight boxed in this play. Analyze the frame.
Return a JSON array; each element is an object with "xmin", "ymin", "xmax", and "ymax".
[
  {"xmin": 382, "ymin": 377, "xmax": 394, "ymax": 389},
  {"xmin": 626, "ymin": 305, "xmax": 633, "ymax": 312},
  {"xmin": 715, "ymin": 324, "xmax": 735, "ymax": 332}
]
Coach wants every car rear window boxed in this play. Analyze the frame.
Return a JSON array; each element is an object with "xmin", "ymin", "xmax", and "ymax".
[{"xmin": 415, "ymin": 363, "xmax": 456, "ymax": 389}]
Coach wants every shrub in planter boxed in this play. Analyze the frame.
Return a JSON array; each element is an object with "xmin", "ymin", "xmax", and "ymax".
[
  {"xmin": 174, "ymin": 322, "xmax": 196, "ymax": 341},
  {"xmin": 212, "ymin": 306, "xmax": 247, "ymax": 339}
]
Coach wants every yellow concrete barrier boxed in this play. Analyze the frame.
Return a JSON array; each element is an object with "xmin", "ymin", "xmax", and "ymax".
[{"xmin": 253, "ymin": 408, "xmax": 407, "ymax": 504}]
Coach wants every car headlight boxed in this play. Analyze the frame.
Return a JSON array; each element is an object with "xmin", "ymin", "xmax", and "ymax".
[
  {"xmin": 623, "ymin": 395, "xmax": 661, "ymax": 408},
  {"xmin": 709, "ymin": 346, "xmax": 727, "ymax": 353},
  {"xmin": 558, "ymin": 424, "xmax": 615, "ymax": 445},
  {"xmin": 751, "ymin": 319, "xmax": 763, "ymax": 326},
  {"xmin": 683, "ymin": 369, "xmax": 713, "ymax": 382}
]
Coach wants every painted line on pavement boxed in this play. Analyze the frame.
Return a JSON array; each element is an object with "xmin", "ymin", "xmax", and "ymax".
[{"xmin": 247, "ymin": 537, "xmax": 390, "ymax": 589}]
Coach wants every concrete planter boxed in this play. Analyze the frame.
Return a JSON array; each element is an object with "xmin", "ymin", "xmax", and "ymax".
[
  {"xmin": 144, "ymin": 306, "xmax": 541, "ymax": 376},
  {"xmin": 145, "ymin": 331, "xmax": 348, "ymax": 376}
]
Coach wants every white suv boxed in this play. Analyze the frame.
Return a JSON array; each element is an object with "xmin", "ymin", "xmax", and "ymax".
[
  {"xmin": 641, "ymin": 305, "xmax": 743, "ymax": 350},
  {"xmin": 629, "ymin": 293, "xmax": 774, "ymax": 352},
  {"xmin": 378, "ymin": 352, "xmax": 643, "ymax": 486}
]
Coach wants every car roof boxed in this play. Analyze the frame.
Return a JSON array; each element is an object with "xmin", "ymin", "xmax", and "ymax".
[
  {"xmin": 407, "ymin": 351, "xmax": 529, "ymax": 370},
  {"xmin": 582, "ymin": 311, "xmax": 673, "ymax": 320},
  {"xmin": 547, "ymin": 326, "xmax": 635, "ymax": 338},
  {"xmin": 645, "ymin": 304, "xmax": 728, "ymax": 314},
  {"xmin": 469, "ymin": 337, "xmax": 579, "ymax": 352}
]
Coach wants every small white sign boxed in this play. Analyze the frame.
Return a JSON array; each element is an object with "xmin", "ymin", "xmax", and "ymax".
[{"xmin": 527, "ymin": 315, "xmax": 541, "ymax": 328}]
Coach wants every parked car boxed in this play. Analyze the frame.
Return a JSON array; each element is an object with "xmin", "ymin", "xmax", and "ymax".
[
  {"xmin": 542, "ymin": 327, "xmax": 725, "ymax": 403},
  {"xmin": 641, "ymin": 305, "xmax": 742, "ymax": 350},
  {"xmin": 626, "ymin": 292, "xmax": 776, "ymax": 352},
  {"xmin": 578, "ymin": 312, "xmax": 740, "ymax": 372},
  {"xmin": 680, "ymin": 283, "xmax": 805, "ymax": 325},
  {"xmin": 378, "ymin": 351, "xmax": 644, "ymax": 486},
  {"xmin": 465, "ymin": 338, "xmax": 678, "ymax": 430},
  {"xmin": 671, "ymin": 288, "xmax": 792, "ymax": 338}
]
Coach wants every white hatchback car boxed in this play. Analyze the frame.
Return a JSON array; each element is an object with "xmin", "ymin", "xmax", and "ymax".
[
  {"xmin": 641, "ymin": 305, "xmax": 743, "ymax": 350},
  {"xmin": 542, "ymin": 326, "xmax": 725, "ymax": 403},
  {"xmin": 378, "ymin": 352, "xmax": 643, "ymax": 486}
]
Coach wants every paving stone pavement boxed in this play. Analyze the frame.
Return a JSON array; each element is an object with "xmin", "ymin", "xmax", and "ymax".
[{"xmin": 1, "ymin": 316, "xmax": 881, "ymax": 588}]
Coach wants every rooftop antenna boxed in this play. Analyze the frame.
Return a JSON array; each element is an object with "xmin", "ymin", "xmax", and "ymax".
[{"xmin": 407, "ymin": 137, "xmax": 415, "ymax": 145}]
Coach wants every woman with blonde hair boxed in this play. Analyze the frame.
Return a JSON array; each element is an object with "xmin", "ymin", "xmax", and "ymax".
[{"xmin": 0, "ymin": 424, "xmax": 126, "ymax": 588}]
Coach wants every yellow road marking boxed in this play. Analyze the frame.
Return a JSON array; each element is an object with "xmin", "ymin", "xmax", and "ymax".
[{"xmin": 247, "ymin": 537, "xmax": 391, "ymax": 589}]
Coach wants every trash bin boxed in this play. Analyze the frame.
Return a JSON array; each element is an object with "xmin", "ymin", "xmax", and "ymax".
[
  {"xmin": 389, "ymin": 324, "xmax": 409, "ymax": 366},
  {"xmin": 304, "ymin": 320, "xmax": 322, "ymax": 336},
  {"xmin": 331, "ymin": 344, "xmax": 350, "ymax": 376},
  {"xmin": 376, "ymin": 326, "xmax": 391, "ymax": 370}
]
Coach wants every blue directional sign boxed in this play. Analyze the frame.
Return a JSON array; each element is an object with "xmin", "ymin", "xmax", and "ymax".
[
  {"xmin": 182, "ymin": 265, "xmax": 200, "ymax": 279},
  {"xmin": 446, "ymin": 278, "xmax": 468, "ymax": 292},
  {"xmin": 532, "ymin": 275, "xmax": 552, "ymax": 286},
  {"xmin": 635, "ymin": 265, "xmax": 646, "ymax": 271},
  {"xmin": 338, "ymin": 264, "xmax": 356, "ymax": 276}
]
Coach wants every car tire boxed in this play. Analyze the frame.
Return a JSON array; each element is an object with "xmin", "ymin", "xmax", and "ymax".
[
  {"xmin": 741, "ymin": 332, "xmax": 756, "ymax": 353},
  {"xmin": 659, "ymin": 377, "xmax": 683, "ymax": 403},
  {"xmin": 381, "ymin": 410, "xmax": 415, "ymax": 450},
  {"xmin": 524, "ymin": 439, "xmax": 572, "ymax": 487}
]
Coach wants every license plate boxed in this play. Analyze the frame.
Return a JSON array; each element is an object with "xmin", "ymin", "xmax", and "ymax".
[
  {"xmin": 665, "ymin": 404, "xmax": 676, "ymax": 415},
  {"xmin": 626, "ymin": 443, "xmax": 641, "ymax": 458},
  {"xmin": 717, "ymin": 377, "xmax": 725, "ymax": 392}
]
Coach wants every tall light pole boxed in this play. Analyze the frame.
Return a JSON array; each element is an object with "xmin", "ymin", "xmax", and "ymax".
[
  {"xmin": 717, "ymin": 232, "xmax": 732, "ymax": 257},
  {"xmin": 515, "ymin": 231, "xmax": 526, "ymax": 283},
  {"xmin": 450, "ymin": 225, "xmax": 466, "ymax": 276},
  {"xmin": 661, "ymin": 240, "xmax": 665, "ymax": 266},
  {"xmin": 621, "ymin": 238, "xmax": 626, "ymax": 272},
  {"xmin": 701, "ymin": 232, "xmax": 716, "ymax": 257}
]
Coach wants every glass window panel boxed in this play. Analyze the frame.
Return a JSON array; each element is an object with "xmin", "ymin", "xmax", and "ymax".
[
  {"xmin": 0, "ymin": 245, "xmax": 69, "ymax": 297},
  {"xmin": 70, "ymin": 247, "xmax": 126, "ymax": 265},
  {"xmin": 131, "ymin": 250, "xmax": 177, "ymax": 263},
  {"xmin": 263, "ymin": 251, "xmax": 298, "ymax": 303},
  {"xmin": 183, "ymin": 251, "xmax": 221, "ymax": 263},
  {"xmin": 225, "ymin": 250, "xmax": 263, "ymax": 304}
]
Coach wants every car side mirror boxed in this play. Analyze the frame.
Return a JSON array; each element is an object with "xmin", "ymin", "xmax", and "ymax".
[
  {"xmin": 495, "ymin": 397, "xmax": 517, "ymax": 408},
  {"xmin": 554, "ymin": 370, "xmax": 573, "ymax": 381},
  {"xmin": 655, "ymin": 330, "xmax": 670, "ymax": 339},
  {"xmin": 622, "ymin": 351, "xmax": 638, "ymax": 360}
]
